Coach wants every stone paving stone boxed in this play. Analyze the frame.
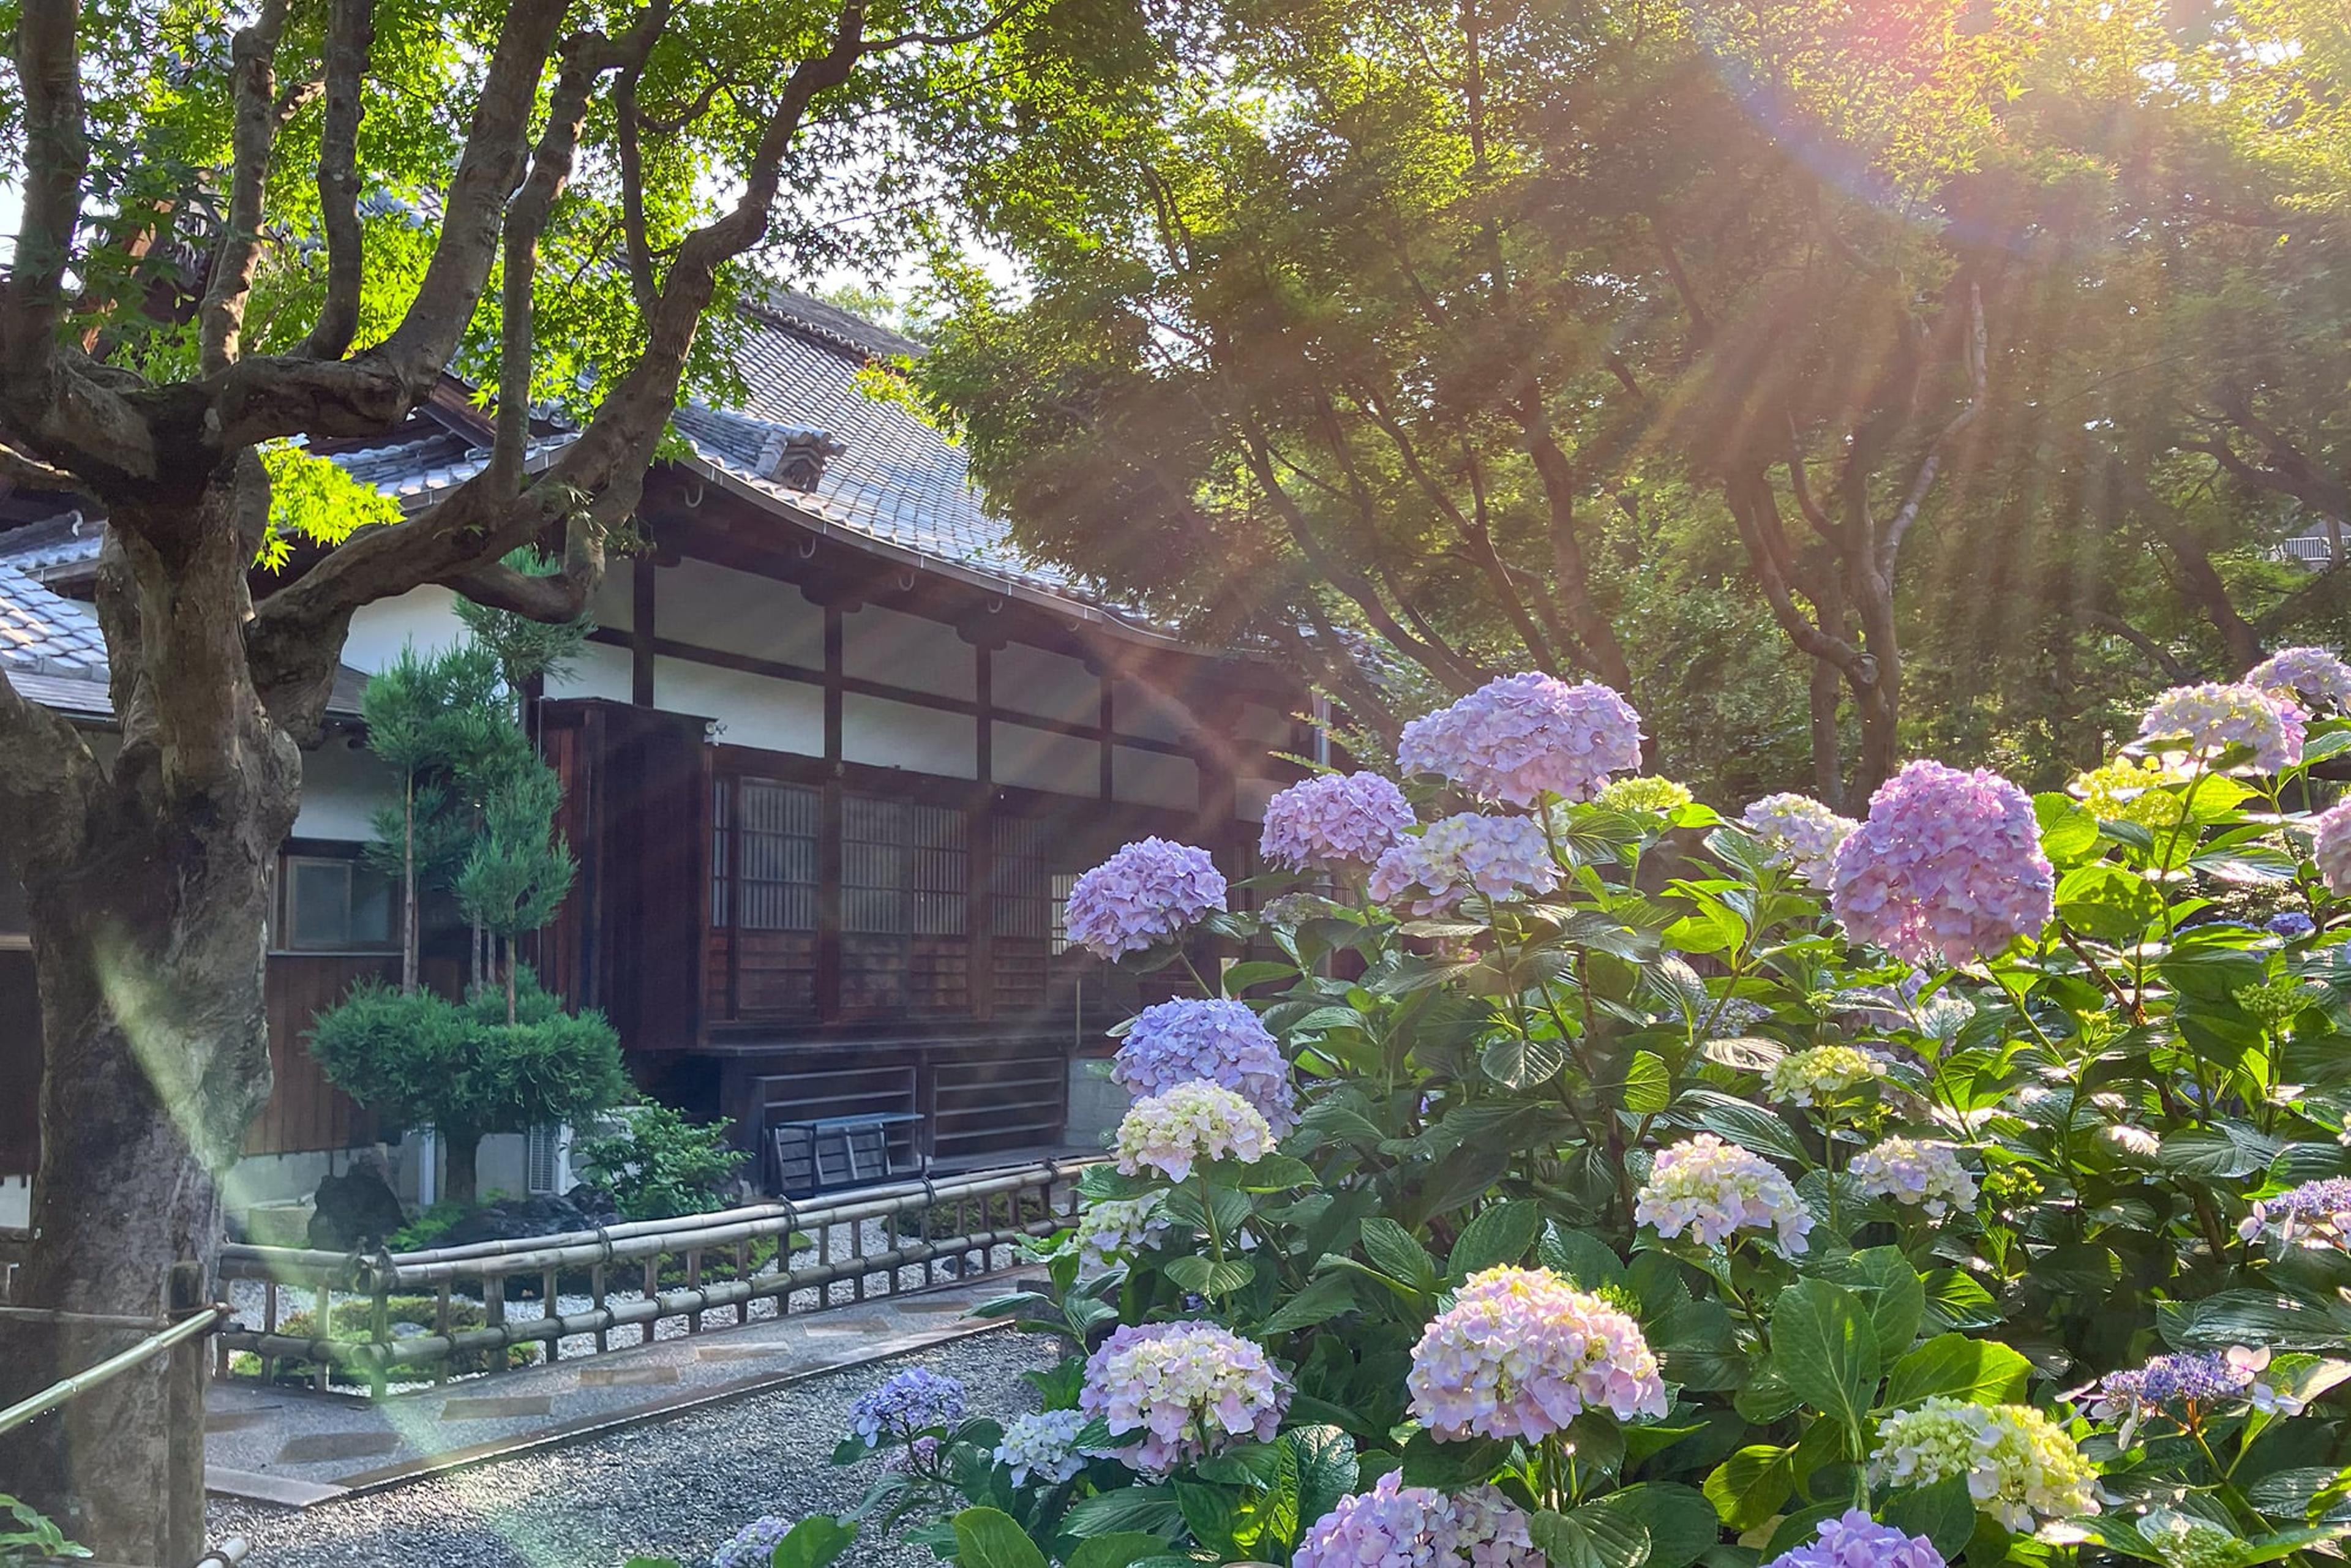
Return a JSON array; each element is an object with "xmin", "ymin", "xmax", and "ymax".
[
  {"xmin": 275, "ymin": 1430, "xmax": 399, "ymax": 1463},
  {"xmin": 696, "ymin": 1345, "xmax": 791, "ymax": 1361},
  {"xmin": 204, "ymin": 1408, "xmax": 274, "ymax": 1433},
  {"xmin": 441, "ymin": 1394, "xmax": 553, "ymax": 1421},
  {"xmin": 576, "ymin": 1364, "xmax": 681, "ymax": 1388}
]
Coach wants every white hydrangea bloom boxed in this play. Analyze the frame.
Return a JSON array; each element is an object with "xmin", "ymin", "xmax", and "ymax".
[
  {"xmin": 1850, "ymin": 1137, "xmax": 1979, "ymax": 1218},
  {"xmin": 1633, "ymin": 1134, "xmax": 1812, "ymax": 1255},
  {"xmin": 1870, "ymin": 1398, "xmax": 2099, "ymax": 1532},
  {"xmin": 1766, "ymin": 1045, "xmax": 1886, "ymax": 1107}
]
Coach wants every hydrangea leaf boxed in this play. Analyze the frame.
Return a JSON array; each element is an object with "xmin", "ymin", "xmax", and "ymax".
[
  {"xmin": 1447, "ymin": 1199, "xmax": 1540, "ymax": 1278},
  {"xmin": 1881, "ymin": 1334, "xmax": 2032, "ymax": 1411},
  {"xmin": 1770, "ymin": 1279, "xmax": 1882, "ymax": 1442},
  {"xmin": 948, "ymin": 1510, "xmax": 1046, "ymax": 1568}
]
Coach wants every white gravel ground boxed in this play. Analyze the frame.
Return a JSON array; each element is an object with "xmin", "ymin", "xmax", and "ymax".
[{"xmin": 208, "ymin": 1332, "xmax": 1065, "ymax": 1567}]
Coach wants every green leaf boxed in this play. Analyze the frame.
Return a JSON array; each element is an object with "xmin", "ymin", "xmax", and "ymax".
[
  {"xmin": 1063, "ymin": 1534, "xmax": 1169, "ymax": 1568},
  {"xmin": 1540, "ymin": 1224, "xmax": 1628, "ymax": 1289},
  {"xmin": 1398, "ymin": 1429, "xmax": 1512, "ymax": 1490},
  {"xmin": 1669, "ymin": 1089, "xmax": 1806, "ymax": 1164},
  {"xmin": 768, "ymin": 1517, "xmax": 857, "ymax": 1568},
  {"xmin": 1770, "ymin": 1279, "xmax": 1881, "ymax": 1439},
  {"xmin": 1360, "ymin": 1218, "xmax": 1440, "ymax": 1292},
  {"xmin": 1174, "ymin": 1483, "xmax": 1242, "ymax": 1558},
  {"xmin": 1449, "ymin": 1199, "xmax": 1541, "ymax": 1277},
  {"xmin": 1622, "ymin": 1050, "xmax": 1672, "ymax": 1114},
  {"xmin": 1482, "ymin": 1033, "xmax": 1567, "ymax": 1089},
  {"xmin": 1163, "ymin": 1254, "xmax": 1255, "ymax": 1296},
  {"xmin": 1702, "ymin": 1444, "xmax": 1794, "ymax": 1531},
  {"xmin": 1603, "ymin": 1484, "xmax": 1719, "ymax": 1568},
  {"xmin": 1285, "ymin": 1427, "xmax": 1361, "ymax": 1544},
  {"xmin": 1259, "ymin": 1272, "xmax": 1361, "ymax": 1335},
  {"xmin": 1060, "ymin": 1487, "xmax": 1182, "ymax": 1539},
  {"xmin": 1529, "ymin": 1505, "xmax": 1653, "ymax": 1568},
  {"xmin": 1882, "ymin": 1476, "xmax": 1977, "ymax": 1558},
  {"xmin": 950, "ymin": 1508, "xmax": 1048, "ymax": 1568},
  {"xmin": 1235, "ymin": 1153, "xmax": 1319, "ymax": 1191},
  {"xmin": 1880, "ymin": 1334, "xmax": 2031, "ymax": 1410},
  {"xmin": 1821, "ymin": 1247, "xmax": 1925, "ymax": 1362}
]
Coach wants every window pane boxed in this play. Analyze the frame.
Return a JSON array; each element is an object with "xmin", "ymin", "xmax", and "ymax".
[
  {"xmin": 286, "ymin": 860, "xmax": 351, "ymax": 948},
  {"xmin": 348, "ymin": 865, "xmax": 393, "ymax": 945},
  {"xmin": 737, "ymin": 779, "xmax": 818, "ymax": 931}
]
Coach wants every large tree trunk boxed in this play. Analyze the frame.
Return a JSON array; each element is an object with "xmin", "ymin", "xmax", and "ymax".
[
  {"xmin": 443, "ymin": 1128, "xmax": 481, "ymax": 1207},
  {"xmin": 1809, "ymin": 658, "xmax": 1844, "ymax": 809},
  {"xmin": 0, "ymin": 468, "xmax": 301, "ymax": 1566}
]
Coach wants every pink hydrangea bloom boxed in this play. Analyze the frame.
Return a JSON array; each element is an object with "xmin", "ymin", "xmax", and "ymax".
[
  {"xmin": 1063, "ymin": 838, "xmax": 1227, "ymax": 959},
  {"xmin": 1762, "ymin": 1509, "xmax": 1946, "ymax": 1568},
  {"xmin": 1368, "ymin": 814, "xmax": 1560, "ymax": 915},
  {"xmin": 1405, "ymin": 1265, "xmax": 1668, "ymax": 1441},
  {"xmin": 1635, "ymin": 1134, "xmax": 1814, "ymax": 1255},
  {"xmin": 1079, "ymin": 1321, "xmax": 1288, "ymax": 1476},
  {"xmin": 1396, "ymin": 674, "xmax": 1644, "ymax": 806},
  {"xmin": 1112, "ymin": 998, "xmax": 1296, "ymax": 1133},
  {"xmin": 1828, "ymin": 760, "xmax": 2054, "ymax": 967},
  {"xmin": 2138, "ymin": 682, "xmax": 2306, "ymax": 772},
  {"xmin": 1292, "ymin": 1472, "xmax": 1460, "ymax": 1568},
  {"xmin": 1848, "ymin": 1137, "xmax": 1978, "ymax": 1217},
  {"xmin": 2247, "ymin": 647, "xmax": 2351, "ymax": 711},
  {"xmin": 1260, "ymin": 773, "xmax": 1417, "ymax": 871},
  {"xmin": 2315, "ymin": 801, "xmax": 2351, "ymax": 897},
  {"xmin": 1113, "ymin": 1081, "xmax": 1276, "ymax": 1183},
  {"xmin": 1741, "ymin": 793, "xmax": 1859, "ymax": 885},
  {"xmin": 1452, "ymin": 1487, "xmax": 1544, "ymax": 1567}
]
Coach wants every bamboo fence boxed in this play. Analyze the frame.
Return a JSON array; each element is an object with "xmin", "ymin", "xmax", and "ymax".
[{"xmin": 213, "ymin": 1158, "xmax": 1090, "ymax": 1397}]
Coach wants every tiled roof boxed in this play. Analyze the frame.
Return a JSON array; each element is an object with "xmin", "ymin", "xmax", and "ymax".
[
  {"xmin": 0, "ymin": 509, "xmax": 105, "ymax": 580},
  {"xmin": 0, "ymin": 564, "xmax": 109, "ymax": 678}
]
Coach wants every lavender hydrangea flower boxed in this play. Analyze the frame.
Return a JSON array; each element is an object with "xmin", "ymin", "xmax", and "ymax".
[
  {"xmin": 1635, "ymin": 1134, "xmax": 1813, "ymax": 1255},
  {"xmin": 2268, "ymin": 910, "xmax": 2317, "ymax": 939},
  {"xmin": 2247, "ymin": 646, "xmax": 2351, "ymax": 711},
  {"xmin": 1072, "ymin": 1193, "xmax": 1168, "ymax": 1273},
  {"xmin": 1114, "ymin": 1081, "xmax": 1276, "ymax": 1183},
  {"xmin": 1761, "ymin": 1509, "xmax": 1946, "ymax": 1568},
  {"xmin": 1829, "ymin": 760, "xmax": 2054, "ymax": 967},
  {"xmin": 1292, "ymin": 1472, "xmax": 1460, "ymax": 1568},
  {"xmin": 711, "ymin": 1517, "xmax": 796, "ymax": 1568},
  {"xmin": 1368, "ymin": 813, "xmax": 1560, "ymax": 916},
  {"xmin": 2081, "ymin": 1348, "xmax": 2295, "ymax": 1445},
  {"xmin": 1452, "ymin": 1487, "xmax": 1543, "ymax": 1567},
  {"xmin": 2239, "ymin": 1175, "xmax": 2351, "ymax": 1245},
  {"xmin": 993, "ymin": 1408, "xmax": 1088, "ymax": 1486},
  {"xmin": 2314, "ymin": 801, "xmax": 2351, "ymax": 898},
  {"xmin": 1870, "ymin": 1398, "xmax": 2099, "ymax": 1531},
  {"xmin": 1849, "ymin": 1137, "xmax": 1979, "ymax": 1218},
  {"xmin": 849, "ymin": 1367, "xmax": 966, "ymax": 1446},
  {"xmin": 1260, "ymin": 773, "xmax": 1417, "ymax": 871},
  {"xmin": 1406, "ymin": 1265, "xmax": 1668, "ymax": 1441},
  {"xmin": 1063, "ymin": 838, "xmax": 1227, "ymax": 959},
  {"xmin": 1396, "ymin": 674, "xmax": 1644, "ymax": 806},
  {"xmin": 1079, "ymin": 1321, "xmax": 1288, "ymax": 1476},
  {"xmin": 1112, "ymin": 998, "xmax": 1296, "ymax": 1133},
  {"xmin": 2138, "ymin": 682, "xmax": 2306, "ymax": 772},
  {"xmin": 1741, "ymin": 793, "xmax": 1860, "ymax": 885}
]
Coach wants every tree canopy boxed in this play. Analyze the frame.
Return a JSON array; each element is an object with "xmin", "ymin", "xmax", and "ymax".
[{"xmin": 918, "ymin": 0, "xmax": 2351, "ymax": 804}]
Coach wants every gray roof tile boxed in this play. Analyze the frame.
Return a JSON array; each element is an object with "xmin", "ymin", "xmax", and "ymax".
[{"xmin": 0, "ymin": 564, "xmax": 109, "ymax": 677}]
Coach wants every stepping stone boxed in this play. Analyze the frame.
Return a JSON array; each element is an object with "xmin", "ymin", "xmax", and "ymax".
[
  {"xmin": 697, "ymin": 1345, "xmax": 790, "ymax": 1362},
  {"xmin": 440, "ymin": 1394, "xmax": 552, "ymax": 1421},
  {"xmin": 275, "ymin": 1430, "xmax": 399, "ymax": 1464},
  {"xmin": 576, "ymin": 1364, "xmax": 680, "ymax": 1388},
  {"xmin": 204, "ymin": 1409, "xmax": 274, "ymax": 1433},
  {"xmin": 893, "ymin": 1298, "xmax": 974, "ymax": 1314}
]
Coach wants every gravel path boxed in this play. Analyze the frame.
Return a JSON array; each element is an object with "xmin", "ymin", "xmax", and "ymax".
[{"xmin": 209, "ymin": 1331, "xmax": 1064, "ymax": 1567}]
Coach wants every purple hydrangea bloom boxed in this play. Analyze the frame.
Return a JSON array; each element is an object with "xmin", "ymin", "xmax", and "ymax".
[
  {"xmin": 849, "ymin": 1367, "xmax": 966, "ymax": 1445},
  {"xmin": 2315, "ymin": 801, "xmax": 2351, "ymax": 897},
  {"xmin": 1063, "ymin": 838, "xmax": 1227, "ymax": 959},
  {"xmin": 1368, "ymin": 813, "xmax": 1560, "ymax": 915},
  {"xmin": 2247, "ymin": 646, "xmax": 2351, "ymax": 710},
  {"xmin": 1396, "ymin": 674, "xmax": 1644, "ymax": 806},
  {"xmin": 2138, "ymin": 682, "xmax": 2306, "ymax": 772},
  {"xmin": 2083, "ymin": 1348, "xmax": 2290, "ymax": 1443},
  {"xmin": 1829, "ymin": 760, "xmax": 2054, "ymax": 967},
  {"xmin": 711, "ymin": 1517, "xmax": 797, "ymax": 1568},
  {"xmin": 1406, "ymin": 1266, "xmax": 1668, "ymax": 1441},
  {"xmin": 1762, "ymin": 1509, "xmax": 1946, "ymax": 1568},
  {"xmin": 1079, "ymin": 1321, "xmax": 1288, "ymax": 1476},
  {"xmin": 1112, "ymin": 998, "xmax": 1296, "ymax": 1134},
  {"xmin": 2240, "ymin": 1175, "xmax": 2351, "ymax": 1245},
  {"xmin": 2269, "ymin": 910, "xmax": 2317, "ymax": 939},
  {"xmin": 1260, "ymin": 772, "xmax": 1417, "ymax": 871},
  {"xmin": 1292, "ymin": 1472, "xmax": 1460, "ymax": 1568},
  {"xmin": 1741, "ymin": 793, "xmax": 1860, "ymax": 885}
]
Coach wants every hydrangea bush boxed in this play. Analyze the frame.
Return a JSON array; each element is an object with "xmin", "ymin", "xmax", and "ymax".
[{"xmin": 698, "ymin": 671, "xmax": 2351, "ymax": 1568}]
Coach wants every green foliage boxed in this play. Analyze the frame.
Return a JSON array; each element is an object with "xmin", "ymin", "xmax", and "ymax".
[
  {"xmin": 453, "ymin": 550, "xmax": 594, "ymax": 699},
  {"xmin": 307, "ymin": 967, "xmax": 628, "ymax": 1169},
  {"xmin": 0, "ymin": 1495, "xmax": 89, "ymax": 1565},
  {"xmin": 574, "ymin": 1102, "xmax": 749, "ymax": 1221}
]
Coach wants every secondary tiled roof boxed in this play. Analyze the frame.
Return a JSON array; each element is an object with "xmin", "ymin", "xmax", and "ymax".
[{"xmin": 0, "ymin": 565, "xmax": 109, "ymax": 678}]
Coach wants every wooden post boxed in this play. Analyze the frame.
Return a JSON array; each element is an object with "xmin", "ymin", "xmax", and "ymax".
[
  {"xmin": 543, "ymin": 1269, "xmax": 560, "ymax": 1361},
  {"xmin": 313, "ymin": 1281, "xmax": 331, "ymax": 1393},
  {"xmin": 433, "ymin": 1283, "xmax": 451, "ymax": 1386},
  {"xmin": 641, "ymin": 1258, "xmax": 659, "ymax": 1345},
  {"xmin": 592, "ymin": 1264, "xmax": 609, "ymax": 1353},
  {"xmin": 686, "ymin": 1250, "xmax": 702, "ymax": 1335}
]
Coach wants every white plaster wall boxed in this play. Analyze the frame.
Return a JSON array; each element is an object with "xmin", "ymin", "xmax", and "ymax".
[
  {"xmin": 1111, "ymin": 677, "xmax": 1194, "ymax": 745},
  {"xmin": 844, "ymin": 694, "xmax": 977, "ymax": 779},
  {"xmin": 994, "ymin": 642, "xmax": 1099, "ymax": 726},
  {"xmin": 656, "ymin": 657, "xmax": 822, "ymax": 754},
  {"xmin": 0, "ymin": 1174, "xmax": 26, "ymax": 1229},
  {"xmin": 558, "ymin": 639, "xmax": 635, "ymax": 703},
  {"xmin": 293, "ymin": 735, "xmax": 396, "ymax": 842},
  {"xmin": 342, "ymin": 585, "xmax": 468, "ymax": 674},
  {"xmin": 845, "ymin": 604, "xmax": 975, "ymax": 700},
  {"xmin": 1235, "ymin": 777, "xmax": 1278, "ymax": 823},
  {"xmin": 1114, "ymin": 746, "xmax": 1199, "ymax": 812},
  {"xmin": 994, "ymin": 721, "xmax": 1098, "ymax": 798},
  {"xmin": 654, "ymin": 558, "xmax": 824, "ymax": 670}
]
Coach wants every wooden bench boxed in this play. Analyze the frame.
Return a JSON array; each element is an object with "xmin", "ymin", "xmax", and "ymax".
[{"xmin": 768, "ymin": 1111, "xmax": 927, "ymax": 1198}]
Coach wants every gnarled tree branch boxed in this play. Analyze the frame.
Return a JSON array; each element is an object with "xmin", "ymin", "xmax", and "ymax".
[{"xmin": 300, "ymin": 0, "xmax": 376, "ymax": 362}]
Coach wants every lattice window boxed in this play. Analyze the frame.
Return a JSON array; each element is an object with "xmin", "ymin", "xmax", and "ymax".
[
  {"xmin": 842, "ymin": 795, "xmax": 967, "ymax": 1013},
  {"xmin": 735, "ymin": 779, "xmax": 819, "ymax": 931},
  {"xmin": 709, "ymin": 776, "xmax": 821, "ymax": 1022}
]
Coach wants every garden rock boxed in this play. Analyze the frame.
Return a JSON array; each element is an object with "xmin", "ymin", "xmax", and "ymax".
[
  {"xmin": 433, "ymin": 1185, "xmax": 621, "ymax": 1249},
  {"xmin": 307, "ymin": 1160, "xmax": 407, "ymax": 1251}
]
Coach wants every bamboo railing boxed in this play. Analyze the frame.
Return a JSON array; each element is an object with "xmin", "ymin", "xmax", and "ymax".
[{"xmin": 213, "ymin": 1158, "xmax": 1090, "ymax": 1397}]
